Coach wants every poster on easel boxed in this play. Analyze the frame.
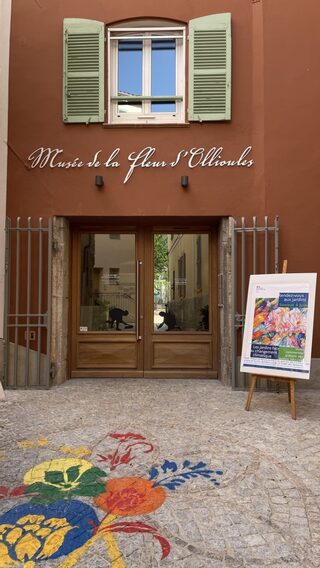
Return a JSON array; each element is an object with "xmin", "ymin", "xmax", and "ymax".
[{"xmin": 240, "ymin": 273, "xmax": 317, "ymax": 380}]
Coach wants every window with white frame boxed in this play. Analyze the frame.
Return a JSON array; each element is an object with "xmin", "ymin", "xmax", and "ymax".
[
  {"xmin": 108, "ymin": 21, "xmax": 185, "ymax": 124},
  {"xmin": 63, "ymin": 14, "xmax": 231, "ymax": 125}
]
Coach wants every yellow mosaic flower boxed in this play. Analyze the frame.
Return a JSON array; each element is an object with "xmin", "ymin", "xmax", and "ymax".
[
  {"xmin": 37, "ymin": 438, "xmax": 49, "ymax": 447},
  {"xmin": 0, "ymin": 501, "xmax": 98, "ymax": 566},
  {"xmin": 18, "ymin": 438, "xmax": 49, "ymax": 449},
  {"xmin": 59, "ymin": 446, "xmax": 92, "ymax": 458},
  {"xmin": 0, "ymin": 541, "xmax": 15, "ymax": 566},
  {"xmin": 16, "ymin": 515, "xmax": 74, "ymax": 561},
  {"xmin": 18, "ymin": 440, "xmax": 35, "ymax": 449},
  {"xmin": 24, "ymin": 458, "xmax": 92, "ymax": 491}
]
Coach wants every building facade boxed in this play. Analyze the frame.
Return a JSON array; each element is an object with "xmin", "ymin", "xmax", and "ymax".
[{"xmin": 5, "ymin": 0, "xmax": 320, "ymax": 387}]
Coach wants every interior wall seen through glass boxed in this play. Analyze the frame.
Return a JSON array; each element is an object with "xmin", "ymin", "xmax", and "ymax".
[
  {"xmin": 154, "ymin": 234, "xmax": 209, "ymax": 332},
  {"xmin": 80, "ymin": 234, "xmax": 136, "ymax": 332}
]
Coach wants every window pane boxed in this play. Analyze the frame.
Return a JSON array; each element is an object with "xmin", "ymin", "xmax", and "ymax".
[
  {"xmin": 154, "ymin": 234, "xmax": 209, "ymax": 332},
  {"xmin": 151, "ymin": 101, "xmax": 177, "ymax": 112},
  {"xmin": 80, "ymin": 234, "xmax": 136, "ymax": 332},
  {"xmin": 151, "ymin": 40, "xmax": 176, "ymax": 112},
  {"xmin": 118, "ymin": 40, "xmax": 142, "ymax": 113}
]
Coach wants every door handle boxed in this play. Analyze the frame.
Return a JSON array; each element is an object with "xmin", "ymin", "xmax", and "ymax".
[{"xmin": 136, "ymin": 260, "xmax": 142, "ymax": 340}]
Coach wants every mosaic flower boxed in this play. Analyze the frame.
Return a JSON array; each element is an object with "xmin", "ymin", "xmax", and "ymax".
[
  {"xmin": 0, "ymin": 432, "xmax": 224, "ymax": 567},
  {"xmin": 23, "ymin": 458, "xmax": 107, "ymax": 503},
  {"xmin": 60, "ymin": 446, "xmax": 92, "ymax": 458},
  {"xmin": 18, "ymin": 438, "xmax": 49, "ymax": 450},
  {"xmin": 0, "ymin": 500, "xmax": 98, "ymax": 566},
  {"xmin": 95, "ymin": 477, "xmax": 166, "ymax": 517},
  {"xmin": 97, "ymin": 432, "xmax": 154, "ymax": 471}
]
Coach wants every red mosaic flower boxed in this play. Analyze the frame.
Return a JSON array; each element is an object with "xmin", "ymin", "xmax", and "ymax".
[{"xmin": 95, "ymin": 477, "xmax": 166, "ymax": 517}]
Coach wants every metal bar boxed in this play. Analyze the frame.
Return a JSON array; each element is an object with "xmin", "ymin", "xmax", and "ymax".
[
  {"xmin": 264, "ymin": 215, "xmax": 273, "ymax": 391},
  {"xmin": 264, "ymin": 216, "xmax": 269, "ymax": 273},
  {"xmin": 111, "ymin": 95, "xmax": 183, "ymax": 102},
  {"xmin": 252, "ymin": 216, "xmax": 257, "ymax": 275},
  {"xmin": 110, "ymin": 26, "xmax": 185, "ymax": 31},
  {"xmin": 7, "ymin": 227, "xmax": 48, "ymax": 232},
  {"xmin": 46, "ymin": 218, "xmax": 53, "ymax": 387},
  {"xmin": 234, "ymin": 227, "xmax": 276, "ymax": 233},
  {"xmin": 25, "ymin": 217, "xmax": 32, "ymax": 387},
  {"xmin": 111, "ymin": 35, "xmax": 183, "ymax": 40},
  {"xmin": 232, "ymin": 215, "xmax": 280, "ymax": 391},
  {"xmin": 136, "ymin": 260, "xmax": 142, "ymax": 341},
  {"xmin": 274, "ymin": 216, "xmax": 280, "ymax": 273},
  {"xmin": 241, "ymin": 217, "xmax": 246, "ymax": 317},
  {"xmin": 3, "ymin": 218, "xmax": 11, "ymax": 387},
  {"xmin": 37, "ymin": 218, "xmax": 43, "ymax": 386},
  {"xmin": 242, "ymin": 217, "xmax": 249, "ymax": 390},
  {"xmin": 13, "ymin": 217, "xmax": 21, "ymax": 388},
  {"xmin": 5, "ymin": 217, "xmax": 52, "ymax": 389},
  {"xmin": 231, "ymin": 217, "xmax": 237, "ymax": 389},
  {"xmin": 7, "ymin": 323, "xmax": 49, "ymax": 328},
  {"xmin": 218, "ymin": 273, "xmax": 224, "ymax": 308},
  {"xmin": 8, "ymin": 313, "xmax": 47, "ymax": 318}
]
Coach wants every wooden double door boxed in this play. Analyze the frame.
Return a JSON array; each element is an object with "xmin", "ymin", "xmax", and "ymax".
[{"xmin": 71, "ymin": 225, "xmax": 218, "ymax": 378}]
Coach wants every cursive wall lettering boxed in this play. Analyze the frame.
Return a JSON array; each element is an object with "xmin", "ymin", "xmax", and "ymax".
[{"xmin": 27, "ymin": 146, "xmax": 255, "ymax": 184}]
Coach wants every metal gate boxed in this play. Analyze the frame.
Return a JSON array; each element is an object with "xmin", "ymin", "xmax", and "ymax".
[
  {"xmin": 231, "ymin": 216, "xmax": 280, "ymax": 389},
  {"xmin": 4, "ymin": 217, "xmax": 53, "ymax": 388}
]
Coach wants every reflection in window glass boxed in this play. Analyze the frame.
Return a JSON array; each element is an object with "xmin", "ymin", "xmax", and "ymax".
[
  {"xmin": 151, "ymin": 40, "xmax": 176, "ymax": 112},
  {"xmin": 118, "ymin": 40, "xmax": 143, "ymax": 113},
  {"xmin": 80, "ymin": 234, "xmax": 136, "ymax": 332},
  {"xmin": 154, "ymin": 234, "xmax": 209, "ymax": 332}
]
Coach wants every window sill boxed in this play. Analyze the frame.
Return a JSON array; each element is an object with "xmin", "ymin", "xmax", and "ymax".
[{"xmin": 102, "ymin": 123, "xmax": 191, "ymax": 129}]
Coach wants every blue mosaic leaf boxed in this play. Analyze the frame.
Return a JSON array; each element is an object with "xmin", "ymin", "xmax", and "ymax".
[
  {"xmin": 190, "ymin": 461, "xmax": 207, "ymax": 470},
  {"xmin": 148, "ymin": 467, "xmax": 159, "ymax": 480},
  {"xmin": 151, "ymin": 459, "xmax": 224, "ymax": 490},
  {"xmin": 161, "ymin": 460, "xmax": 178, "ymax": 474},
  {"xmin": 162, "ymin": 482, "xmax": 179, "ymax": 490},
  {"xmin": 180, "ymin": 472, "xmax": 197, "ymax": 479},
  {"xmin": 162, "ymin": 478, "xmax": 185, "ymax": 490}
]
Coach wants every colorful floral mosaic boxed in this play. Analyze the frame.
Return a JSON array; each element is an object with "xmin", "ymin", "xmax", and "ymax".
[{"xmin": 0, "ymin": 433, "xmax": 223, "ymax": 567}]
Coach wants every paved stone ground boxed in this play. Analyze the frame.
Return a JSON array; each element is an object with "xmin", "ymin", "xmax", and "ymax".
[{"xmin": 0, "ymin": 379, "xmax": 320, "ymax": 567}]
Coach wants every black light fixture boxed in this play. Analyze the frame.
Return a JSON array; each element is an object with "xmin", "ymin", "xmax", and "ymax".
[
  {"xmin": 95, "ymin": 175, "xmax": 104, "ymax": 188},
  {"xmin": 181, "ymin": 175, "xmax": 189, "ymax": 188}
]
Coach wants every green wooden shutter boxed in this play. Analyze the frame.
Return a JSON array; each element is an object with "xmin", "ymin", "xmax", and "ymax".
[
  {"xmin": 63, "ymin": 19, "xmax": 105, "ymax": 123},
  {"xmin": 188, "ymin": 13, "xmax": 231, "ymax": 121}
]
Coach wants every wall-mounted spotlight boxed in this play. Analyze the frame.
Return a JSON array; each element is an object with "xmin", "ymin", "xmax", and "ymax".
[
  {"xmin": 95, "ymin": 175, "xmax": 104, "ymax": 188},
  {"xmin": 181, "ymin": 175, "xmax": 189, "ymax": 188}
]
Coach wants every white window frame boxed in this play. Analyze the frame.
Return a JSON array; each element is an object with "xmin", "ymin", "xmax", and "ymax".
[{"xmin": 108, "ymin": 26, "xmax": 186, "ymax": 125}]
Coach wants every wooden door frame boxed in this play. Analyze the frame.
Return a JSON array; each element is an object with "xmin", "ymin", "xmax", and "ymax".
[{"xmin": 69, "ymin": 221, "xmax": 218, "ymax": 378}]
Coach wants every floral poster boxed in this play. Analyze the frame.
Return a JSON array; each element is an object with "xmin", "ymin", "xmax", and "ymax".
[{"xmin": 240, "ymin": 273, "xmax": 317, "ymax": 379}]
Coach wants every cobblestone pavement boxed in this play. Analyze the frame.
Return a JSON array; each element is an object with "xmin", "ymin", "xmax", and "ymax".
[{"xmin": 0, "ymin": 379, "xmax": 320, "ymax": 568}]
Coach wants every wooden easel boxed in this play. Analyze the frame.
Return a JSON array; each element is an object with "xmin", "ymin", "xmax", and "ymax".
[
  {"xmin": 244, "ymin": 260, "xmax": 297, "ymax": 420},
  {"xmin": 245, "ymin": 374, "xmax": 296, "ymax": 419}
]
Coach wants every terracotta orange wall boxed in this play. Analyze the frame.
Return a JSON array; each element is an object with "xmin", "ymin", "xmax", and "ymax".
[
  {"xmin": 262, "ymin": 0, "xmax": 320, "ymax": 350},
  {"xmin": 7, "ymin": 0, "xmax": 256, "ymax": 218},
  {"xmin": 7, "ymin": 0, "xmax": 320, "ymax": 352}
]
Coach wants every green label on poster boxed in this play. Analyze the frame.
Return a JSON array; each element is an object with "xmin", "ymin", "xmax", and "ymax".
[{"xmin": 278, "ymin": 347, "xmax": 304, "ymax": 362}]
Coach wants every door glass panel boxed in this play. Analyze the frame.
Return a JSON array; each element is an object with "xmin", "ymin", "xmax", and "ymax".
[
  {"xmin": 154, "ymin": 234, "xmax": 209, "ymax": 332},
  {"xmin": 80, "ymin": 234, "xmax": 136, "ymax": 332}
]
